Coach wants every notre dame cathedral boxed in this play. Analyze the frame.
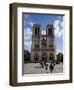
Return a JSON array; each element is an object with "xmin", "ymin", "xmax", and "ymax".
[{"xmin": 31, "ymin": 24, "xmax": 56, "ymax": 63}]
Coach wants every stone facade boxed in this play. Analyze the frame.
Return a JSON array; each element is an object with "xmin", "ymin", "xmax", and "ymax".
[{"xmin": 31, "ymin": 24, "xmax": 56, "ymax": 63}]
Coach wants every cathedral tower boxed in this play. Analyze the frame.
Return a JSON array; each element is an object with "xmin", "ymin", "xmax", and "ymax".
[
  {"xmin": 46, "ymin": 24, "xmax": 55, "ymax": 61},
  {"xmin": 31, "ymin": 24, "xmax": 41, "ymax": 62}
]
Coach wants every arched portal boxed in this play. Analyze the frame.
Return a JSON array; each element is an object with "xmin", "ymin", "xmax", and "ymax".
[
  {"xmin": 49, "ymin": 53, "xmax": 54, "ymax": 61},
  {"xmin": 41, "ymin": 53, "xmax": 47, "ymax": 62},
  {"xmin": 34, "ymin": 53, "xmax": 39, "ymax": 63}
]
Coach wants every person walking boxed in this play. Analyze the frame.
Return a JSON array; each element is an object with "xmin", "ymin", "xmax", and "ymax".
[
  {"xmin": 49, "ymin": 61, "xmax": 55, "ymax": 73},
  {"xmin": 45, "ymin": 63, "xmax": 48, "ymax": 73}
]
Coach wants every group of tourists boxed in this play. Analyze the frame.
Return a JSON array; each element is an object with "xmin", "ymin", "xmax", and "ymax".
[{"xmin": 40, "ymin": 60, "xmax": 55, "ymax": 73}]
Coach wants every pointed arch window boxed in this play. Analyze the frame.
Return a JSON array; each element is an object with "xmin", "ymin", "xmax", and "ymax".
[
  {"xmin": 35, "ymin": 27, "xmax": 40, "ymax": 35},
  {"xmin": 48, "ymin": 28, "xmax": 53, "ymax": 36}
]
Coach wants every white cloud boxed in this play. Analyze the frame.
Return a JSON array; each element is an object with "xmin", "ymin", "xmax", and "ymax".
[
  {"xmin": 29, "ymin": 21, "xmax": 34, "ymax": 27},
  {"xmin": 58, "ymin": 30, "xmax": 63, "ymax": 37},
  {"xmin": 24, "ymin": 20, "xmax": 35, "ymax": 27},
  {"xmin": 24, "ymin": 27, "xmax": 32, "ymax": 41},
  {"xmin": 56, "ymin": 48, "xmax": 62, "ymax": 55},
  {"xmin": 24, "ymin": 19, "xmax": 35, "ymax": 52},
  {"xmin": 41, "ymin": 30, "xmax": 46, "ymax": 35},
  {"xmin": 54, "ymin": 16, "xmax": 64, "ymax": 39},
  {"xmin": 24, "ymin": 27, "xmax": 32, "ymax": 51},
  {"xmin": 24, "ymin": 41, "xmax": 32, "ymax": 46},
  {"xmin": 24, "ymin": 40, "xmax": 32, "ymax": 52},
  {"xmin": 24, "ymin": 14, "xmax": 30, "ymax": 18},
  {"xmin": 24, "ymin": 41, "xmax": 32, "ymax": 51}
]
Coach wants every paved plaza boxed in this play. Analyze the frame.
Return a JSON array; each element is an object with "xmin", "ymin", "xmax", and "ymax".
[{"xmin": 24, "ymin": 63, "xmax": 63, "ymax": 74}]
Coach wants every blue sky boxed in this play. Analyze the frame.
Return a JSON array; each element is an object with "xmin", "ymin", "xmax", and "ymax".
[{"xmin": 24, "ymin": 13, "xmax": 64, "ymax": 54}]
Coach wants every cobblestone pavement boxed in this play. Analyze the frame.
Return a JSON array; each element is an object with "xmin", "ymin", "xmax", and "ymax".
[{"xmin": 24, "ymin": 63, "xmax": 63, "ymax": 74}]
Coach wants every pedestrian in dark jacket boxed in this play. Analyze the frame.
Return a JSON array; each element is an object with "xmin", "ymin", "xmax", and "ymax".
[
  {"xmin": 45, "ymin": 64, "xmax": 48, "ymax": 73},
  {"xmin": 49, "ymin": 63, "xmax": 55, "ymax": 73}
]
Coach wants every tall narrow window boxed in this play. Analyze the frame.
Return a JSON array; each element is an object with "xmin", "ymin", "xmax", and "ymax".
[
  {"xmin": 35, "ymin": 44, "xmax": 39, "ymax": 48},
  {"xmin": 35, "ymin": 27, "xmax": 37, "ymax": 35},
  {"xmin": 48, "ymin": 28, "xmax": 53, "ymax": 36},
  {"xmin": 37, "ymin": 27, "xmax": 40, "ymax": 34},
  {"xmin": 35, "ymin": 27, "xmax": 40, "ymax": 35}
]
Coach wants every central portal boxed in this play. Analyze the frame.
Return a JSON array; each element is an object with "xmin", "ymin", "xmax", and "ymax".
[
  {"xmin": 49, "ymin": 53, "xmax": 54, "ymax": 61},
  {"xmin": 41, "ymin": 53, "xmax": 47, "ymax": 62}
]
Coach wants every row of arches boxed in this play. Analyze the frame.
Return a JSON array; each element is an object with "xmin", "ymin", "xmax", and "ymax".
[{"xmin": 34, "ymin": 53, "xmax": 54, "ymax": 62}]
